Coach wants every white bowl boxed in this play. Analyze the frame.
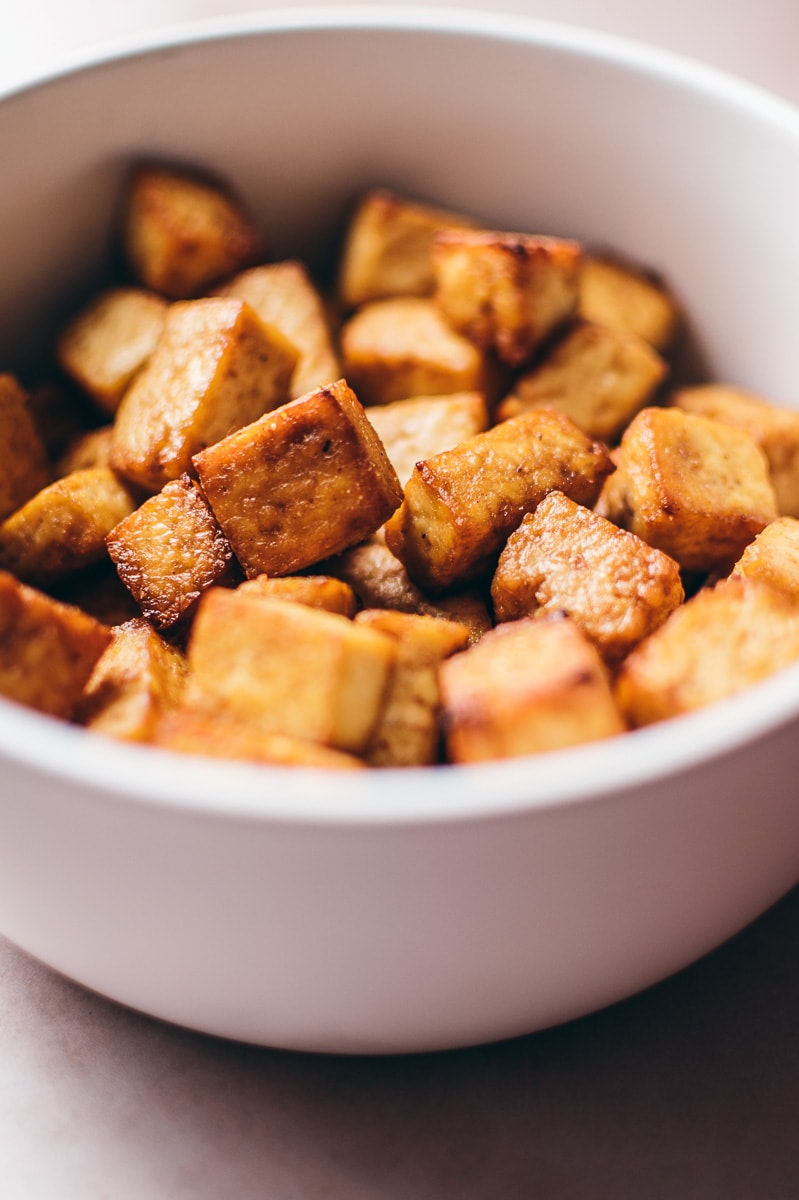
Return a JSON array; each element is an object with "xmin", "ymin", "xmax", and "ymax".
[{"xmin": 1, "ymin": 7, "xmax": 799, "ymax": 1054}]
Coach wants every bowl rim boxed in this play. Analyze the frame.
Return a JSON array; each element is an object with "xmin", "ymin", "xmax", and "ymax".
[{"xmin": 2, "ymin": 4, "xmax": 799, "ymax": 827}]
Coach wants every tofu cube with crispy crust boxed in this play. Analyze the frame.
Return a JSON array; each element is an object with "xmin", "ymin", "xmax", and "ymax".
[
  {"xmin": 216, "ymin": 261, "xmax": 341, "ymax": 400},
  {"xmin": 181, "ymin": 590, "xmax": 396, "ymax": 753},
  {"xmin": 615, "ymin": 576, "xmax": 799, "ymax": 727},
  {"xmin": 340, "ymin": 297, "xmax": 502, "ymax": 407},
  {"xmin": 105, "ymin": 474, "xmax": 235, "ymax": 630},
  {"xmin": 439, "ymin": 614, "xmax": 626, "ymax": 763},
  {"xmin": 337, "ymin": 188, "xmax": 477, "ymax": 309},
  {"xmin": 602, "ymin": 406, "xmax": 777, "ymax": 573},
  {"xmin": 56, "ymin": 288, "xmax": 168, "ymax": 416},
  {"xmin": 193, "ymin": 379, "xmax": 403, "ymax": 578},
  {"xmin": 78, "ymin": 617, "xmax": 187, "ymax": 741},
  {"xmin": 365, "ymin": 391, "xmax": 489, "ymax": 488},
  {"xmin": 0, "ymin": 374, "xmax": 50, "ymax": 522},
  {"xmin": 432, "ymin": 228, "xmax": 582, "ymax": 367},
  {"xmin": 0, "ymin": 467, "xmax": 139, "ymax": 586},
  {"xmin": 354, "ymin": 609, "xmax": 470, "ymax": 766},
  {"xmin": 123, "ymin": 163, "xmax": 264, "ymax": 299},
  {"xmin": 383, "ymin": 409, "xmax": 613, "ymax": 593},
  {"xmin": 672, "ymin": 384, "xmax": 799, "ymax": 517},
  {"xmin": 579, "ymin": 255, "xmax": 680, "ymax": 352},
  {"xmin": 491, "ymin": 491, "xmax": 684, "ymax": 666},
  {"xmin": 236, "ymin": 574, "xmax": 359, "ymax": 618},
  {"xmin": 497, "ymin": 319, "xmax": 667, "ymax": 443},
  {"xmin": 153, "ymin": 709, "xmax": 365, "ymax": 770},
  {"xmin": 0, "ymin": 570, "xmax": 111, "ymax": 719},
  {"xmin": 110, "ymin": 296, "xmax": 298, "ymax": 493},
  {"xmin": 732, "ymin": 516, "xmax": 799, "ymax": 601}
]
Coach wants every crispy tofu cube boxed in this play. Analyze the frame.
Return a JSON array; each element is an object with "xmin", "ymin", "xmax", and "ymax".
[
  {"xmin": 193, "ymin": 379, "xmax": 403, "ymax": 578},
  {"xmin": 603, "ymin": 407, "xmax": 777, "ymax": 572},
  {"xmin": 0, "ymin": 569, "xmax": 111, "ymax": 718},
  {"xmin": 78, "ymin": 617, "xmax": 187, "ymax": 741},
  {"xmin": 110, "ymin": 296, "xmax": 298, "ymax": 493},
  {"xmin": 56, "ymin": 287, "xmax": 168, "ymax": 415},
  {"xmin": 337, "ymin": 188, "xmax": 477, "ymax": 308},
  {"xmin": 732, "ymin": 516, "xmax": 799, "ymax": 600},
  {"xmin": 182, "ymin": 589, "xmax": 396, "ymax": 753},
  {"xmin": 672, "ymin": 384, "xmax": 799, "ymax": 517},
  {"xmin": 579, "ymin": 255, "xmax": 680, "ymax": 352},
  {"xmin": 105, "ymin": 474, "xmax": 235, "ymax": 630},
  {"xmin": 237, "ymin": 574, "xmax": 358, "ymax": 618},
  {"xmin": 439, "ymin": 614, "xmax": 625, "ymax": 763},
  {"xmin": 153, "ymin": 709, "xmax": 365, "ymax": 770},
  {"xmin": 365, "ymin": 390, "xmax": 489, "ymax": 488},
  {"xmin": 497, "ymin": 319, "xmax": 667, "ymax": 442},
  {"xmin": 354, "ymin": 609, "xmax": 470, "ymax": 766},
  {"xmin": 615, "ymin": 576, "xmax": 799, "ymax": 726},
  {"xmin": 432, "ymin": 228, "xmax": 582, "ymax": 367},
  {"xmin": 216, "ymin": 261, "xmax": 341, "ymax": 400},
  {"xmin": 491, "ymin": 491, "xmax": 684, "ymax": 666},
  {"xmin": 0, "ymin": 374, "xmax": 50, "ymax": 522},
  {"xmin": 384, "ymin": 409, "xmax": 613, "ymax": 592},
  {"xmin": 55, "ymin": 426, "xmax": 114, "ymax": 477},
  {"xmin": 0, "ymin": 467, "xmax": 139, "ymax": 586},
  {"xmin": 340, "ymin": 297, "xmax": 501, "ymax": 407},
  {"xmin": 123, "ymin": 163, "xmax": 264, "ymax": 299}
]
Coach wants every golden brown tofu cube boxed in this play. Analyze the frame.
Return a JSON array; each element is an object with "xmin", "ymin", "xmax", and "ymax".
[
  {"xmin": 365, "ymin": 390, "xmax": 489, "ymax": 488},
  {"xmin": 123, "ymin": 163, "xmax": 264, "ymax": 299},
  {"xmin": 0, "ymin": 467, "xmax": 139, "ymax": 586},
  {"xmin": 153, "ymin": 709, "xmax": 365, "ymax": 770},
  {"xmin": 193, "ymin": 379, "xmax": 403, "ymax": 578},
  {"xmin": 337, "ymin": 188, "xmax": 477, "ymax": 309},
  {"xmin": 439, "ymin": 614, "xmax": 625, "ymax": 763},
  {"xmin": 237, "ymin": 574, "xmax": 358, "ymax": 618},
  {"xmin": 579, "ymin": 255, "xmax": 680, "ymax": 352},
  {"xmin": 354, "ymin": 608, "xmax": 470, "ymax": 766},
  {"xmin": 432, "ymin": 228, "xmax": 582, "ymax": 367},
  {"xmin": 496, "ymin": 319, "xmax": 667, "ymax": 442},
  {"xmin": 55, "ymin": 426, "xmax": 115, "ymax": 477},
  {"xmin": 615, "ymin": 576, "xmax": 799, "ymax": 726},
  {"xmin": 491, "ymin": 491, "xmax": 684, "ymax": 666},
  {"xmin": 105, "ymin": 474, "xmax": 234, "ymax": 630},
  {"xmin": 0, "ymin": 569, "xmax": 111, "ymax": 719},
  {"xmin": 672, "ymin": 383, "xmax": 799, "ymax": 517},
  {"xmin": 384, "ymin": 409, "xmax": 613, "ymax": 593},
  {"xmin": 110, "ymin": 296, "xmax": 298, "ymax": 493},
  {"xmin": 216, "ymin": 260, "xmax": 341, "ymax": 400},
  {"xmin": 78, "ymin": 617, "xmax": 187, "ymax": 741},
  {"xmin": 340, "ymin": 297, "xmax": 501, "ymax": 407},
  {"xmin": 182, "ymin": 589, "xmax": 396, "ymax": 753},
  {"xmin": 732, "ymin": 516, "xmax": 799, "ymax": 601},
  {"xmin": 0, "ymin": 374, "xmax": 50, "ymax": 522},
  {"xmin": 56, "ymin": 287, "xmax": 168, "ymax": 415}
]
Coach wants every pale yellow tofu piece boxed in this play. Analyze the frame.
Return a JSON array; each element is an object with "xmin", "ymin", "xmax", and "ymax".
[
  {"xmin": 579, "ymin": 255, "xmax": 680, "ymax": 352},
  {"xmin": 602, "ymin": 406, "xmax": 777, "ymax": 573},
  {"xmin": 193, "ymin": 379, "xmax": 403, "ymax": 578},
  {"xmin": 491, "ymin": 491, "xmax": 684, "ymax": 666},
  {"xmin": 340, "ymin": 297, "xmax": 501, "ymax": 407},
  {"xmin": 365, "ymin": 391, "xmax": 489, "ymax": 488},
  {"xmin": 237, "ymin": 574, "xmax": 358, "ymax": 618},
  {"xmin": 110, "ymin": 296, "xmax": 298, "ymax": 492},
  {"xmin": 432, "ymin": 228, "xmax": 582, "ymax": 367},
  {"xmin": 153, "ymin": 709, "xmax": 365, "ymax": 770},
  {"xmin": 78, "ymin": 617, "xmax": 187, "ymax": 741},
  {"xmin": 672, "ymin": 383, "xmax": 799, "ymax": 517},
  {"xmin": 182, "ymin": 590, "xmax": 396, "ymax": 753},
  {"xmin": 355, "ymin": 608, "xmax": 470, "ymax": 766},
  {"xmin": 105, "ymin": 474, "xmax": 235, "ymax": 630},
  {"xmin": 440, "ymin": 614, "xmax": 626, "ymax": 763},
  {"xmin": 0, "ymin": 569, "xmax": 111, "ymax": 719},
  {"xmin": 123, "ymin": 163, "xmax": 264, "ymax": 299},
  {"xmin": 615, "ymin": 576, "xmax": 799, "ymax": 726},
  {"xmin": 732, "ymin": 516, "xmax": 799, "ymax": 600},
  {"xmin": 0, "ymin": 374, "xmax": 50, "ymax": 522},
  {"xmin": 384, "ymin": 409, "xmax": 613, "ymax": 592},
  {"xmin": 337, "ymin": 188, "xmax": 477, "ymax": 309},
  {"xmin": 55, "ymin": 426, "xmax": 114, "ymax": 477},
  {"xmin": 497, "ymin": 319, "xmax": 667, "ymax": 442},
  {"xmin": 56, "ymin": 287, "xmax": 168, "ymax": 415},
  {"xmin": 216, "ymin": 260, "xmax": 341, "ymax": 400},
  {"xmin": 0, "ymin": 467, "xmax": 139, "ymax": 586}
]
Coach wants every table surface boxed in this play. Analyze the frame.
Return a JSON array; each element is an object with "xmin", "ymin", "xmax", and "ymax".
[{"xmin": 3, "ymin": 2, "xmax": 799, "ymax": 1195}]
